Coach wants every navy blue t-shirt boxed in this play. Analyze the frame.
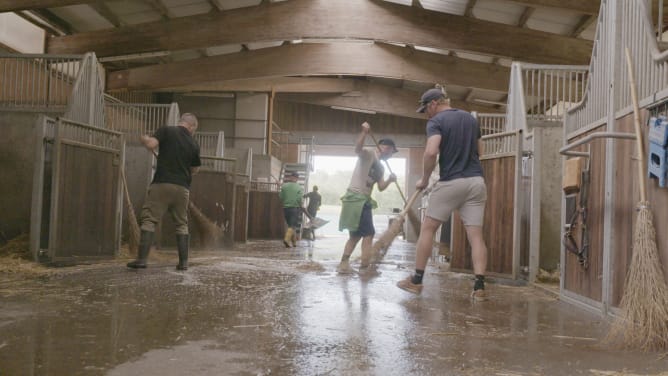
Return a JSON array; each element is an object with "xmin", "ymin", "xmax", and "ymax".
[
  {"xmin": 152, "ymin": 126, "xmax": 201, "ymax": 189},
  {"xmin": 425, "ymin": 109, "xmax": 483, "ymax": 182}
]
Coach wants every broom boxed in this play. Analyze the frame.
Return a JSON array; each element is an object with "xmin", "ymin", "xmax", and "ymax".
[
  {"xmin": 370, "ymin": 189, "xmax": 422, "ymax": 263},
  {"xmin": 368, "ymin": 131, "xmax": 422, "ymax": 232},
  {"xmin": 605, "ymin": 48, "xmax": 668, "ymax": 351},
  {"xmin": 120, "ymin": 167, "xmax": 140, "ymax": 254},
  {"xmin": 188, "ymin": 201, "xmax": 224, "ymax": 249}
]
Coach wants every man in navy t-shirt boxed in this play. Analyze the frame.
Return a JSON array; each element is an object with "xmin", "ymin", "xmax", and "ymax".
[
  {"xmin": 397, "ymin": 87, "xmax": 489, "ymax": 301},
  {"xmin": 127, "ymin": 113, "xmax": 202, "ymax": 271}
]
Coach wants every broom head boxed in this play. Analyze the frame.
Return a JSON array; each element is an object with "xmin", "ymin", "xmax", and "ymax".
[{"xmin": 604, "ymin": 203, "xmax": 668, "ymax": 351}]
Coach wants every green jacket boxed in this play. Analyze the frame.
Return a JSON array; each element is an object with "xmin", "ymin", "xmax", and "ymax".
[
  {"xmin": 338, "ymin": 190, "xmax": 377, "ymax": 232},
  {"xmin": 280, "ymin": 182, "xmax": 303, "ymax": 208}
]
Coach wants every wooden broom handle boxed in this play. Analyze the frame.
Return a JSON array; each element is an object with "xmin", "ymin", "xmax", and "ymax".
[
  {"xmin": 625, "ymin": 48, "xmax": 648, "ymax": 202},
  {"xmin": 400, "ymin": 189, "xmax": 422, "ymax": 217},
  {"xmin": 368, "ymin": 131, "xmax": 408, "ymax": 205}
]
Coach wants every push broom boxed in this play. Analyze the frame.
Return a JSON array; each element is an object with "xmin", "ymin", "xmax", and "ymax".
[
  {"xmin": 370, "ymin": 189, "xmax": 422, "ymax": 263},
  {"xmin": 605, "ymin": 48, "xmax": 668, "ymax": 351}
]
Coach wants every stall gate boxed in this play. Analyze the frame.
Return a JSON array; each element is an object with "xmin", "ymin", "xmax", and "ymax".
[
  {"xmin": 30, "ymin": 117, "xmax": 124, "ymax": 263},
  {"xmin": 450, "ymin": 130, "xmax": 524, "ymax": 279}
]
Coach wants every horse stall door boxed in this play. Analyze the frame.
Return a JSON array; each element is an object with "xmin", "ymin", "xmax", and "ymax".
[{"xmin": 47, "ymin": 119, "xmax": 123, "ymax": 263}]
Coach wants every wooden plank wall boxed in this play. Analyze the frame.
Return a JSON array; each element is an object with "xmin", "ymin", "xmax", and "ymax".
[
  {"xmin": 451, "ymin": 156, "xmax": 516, "ymax": 276},
  {"xmin": 563, "ymin": 126, "xmax": 607, "ymax": 302},
  {"xmin": 274, "ymin": 101, "xmax": 425, "ymax": 135},
  {"xmin": 54, "ymin": 143, "xmax": 119, "ymax": 258},
  {"xmin": 234, "ymin": 184, "xmax": 249, "ymax": 242},
  {"xmin": 611, "ymin": 111, "xmax": 668, "ymax": 307},
  {"xmin": 247, "ymin": 191, "xmax": 285, "ymax": 239}
]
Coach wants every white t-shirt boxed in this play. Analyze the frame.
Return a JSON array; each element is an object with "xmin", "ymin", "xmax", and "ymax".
[{"xmin": 347, "ymin": 148, "xmax": 384, "ymax": 196}]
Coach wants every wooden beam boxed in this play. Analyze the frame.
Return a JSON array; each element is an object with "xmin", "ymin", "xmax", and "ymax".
[
  {"xmin": 0, "ymin": 0, "xmax": 95, "ymax": 12},
  {"xmin": 505, "ymin": 0, "xmax": 599, "ymax": 15},
  {"xmin": 48, "ymin": 0, "xmax": 593, "ymax": 65},
  {"xmin": 517, "ymin": 7, "xmax": 535, "ymax": 28},
  {"xmin": 90, "ymin": 1, "xmax": 123, "ymax": 28},
  {"xmin": 106, "ymin": 42, "xmax": 511, "ymax": 92},
  {"xmin": 161, "ymin": 77, "xmax": 358, "ymax": 93},
  {"xmin": 143, "ymin": 0, "xmax": 171, "ymax": 20},
  {"xmin": 570, "ymin": 14, "xmax": 596, "ymax": 37},
  {"xmin": 276, "ymin": 81, "xmax": 502, "ymax": 120},
  {"xmin": 29, "ymin": 9, "xmax": 74, "ymax": 34},
  {"xmin": 465, "ymin": 0, "xmax": 477, "ymax": 17}
]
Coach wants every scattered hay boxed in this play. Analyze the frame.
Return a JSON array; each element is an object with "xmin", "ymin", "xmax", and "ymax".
[
  {"xmin": 296, "ymin": 261, "xmax": 325, "ymax": 272},
  {"xmin": 536, "ymin": 268, "xmax": 560, "ymax": 284},
  {"xmin": 0, "ymin": 234, "xmax": 51, "ymax": 276}
]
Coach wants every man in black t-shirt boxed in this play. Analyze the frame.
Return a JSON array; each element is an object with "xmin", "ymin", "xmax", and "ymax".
[
  {"xmin": 127, "ymin": 113, "xmax": 202, "ymax": 270},
  {"xmin": 397, "ymin": 87, "xmax": 489, "ymax": 301}
]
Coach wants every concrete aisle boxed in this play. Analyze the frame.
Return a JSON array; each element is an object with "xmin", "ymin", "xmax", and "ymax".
[{"xmin": 1, "ymin": 236, "xmax": 667, "ymax": 375}]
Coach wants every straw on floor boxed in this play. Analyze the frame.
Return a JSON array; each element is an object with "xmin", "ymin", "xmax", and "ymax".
[
  {"xmin": 371, "ymin": 189, "xmax": 422, "ymax": 263},
  {"xmin": 605, "ymin": 49, "xmax": 668, "ymax": 351}
]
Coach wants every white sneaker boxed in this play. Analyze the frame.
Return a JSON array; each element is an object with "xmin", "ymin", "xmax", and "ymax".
[{"xmin": 336, "ymin": 260, "xmax": 354, "ymax": 274}]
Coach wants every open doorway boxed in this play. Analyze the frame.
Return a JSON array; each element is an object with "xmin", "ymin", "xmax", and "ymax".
[{"xmin": 306, "ymin": 155, "xmax": 406, "ymax": 237}]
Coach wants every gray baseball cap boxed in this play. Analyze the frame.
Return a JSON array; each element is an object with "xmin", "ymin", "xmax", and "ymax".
[{"xmin": 416, "ymin": 88, "xmax": 446, "ymax": 113}]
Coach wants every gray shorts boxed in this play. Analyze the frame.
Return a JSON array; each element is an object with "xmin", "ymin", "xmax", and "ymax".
[{"xmin": 425, "ymin": 176, "xmax": 487, "ymax": 226}]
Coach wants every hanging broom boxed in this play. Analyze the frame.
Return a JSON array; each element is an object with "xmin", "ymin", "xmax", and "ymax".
[
  {"xmin": 120, "ymin": 167, "xmax": 140, "ymax": 255},
  {"xmin": 605, "ymin": 48, "xmax": 668, "ymax": 351},
  {"xmin": 188, "ymin": 201, "xmax": 224, "ymax": 249},
  {"xmin": 370, "ymin": 189, "xmax": 422, "ymax": 263}
]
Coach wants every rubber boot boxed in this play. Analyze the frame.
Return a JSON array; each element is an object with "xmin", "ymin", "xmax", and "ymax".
[
  {"xmin": 127, "ymin": 230, "xmax": 153, "ymax": 269},
  {"xmin": 176, "ymin": 234, "xmax": 189, "ymax": 270},
  {"xmin": 283, "ymin": 228, "xmax": 293, "ymax": 248}
]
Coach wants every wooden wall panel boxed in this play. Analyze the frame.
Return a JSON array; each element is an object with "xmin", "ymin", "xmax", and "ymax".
[
  {"xmin": 274, "ymin": 100, "xmax": 425, "ymax": 135},
  {"xmin": 611, "ymin": 111, "xmax": 668, "ymax": 307},
  {"xmin": 54, "ymin": 143, "xmax": 119, "ymax": 258},
  {"xmin": 563, "ymin": 126, "xmax": 606, "ymax": 302},
  {"xmin": 247, "ymin": 191, "xmax": 285, "ymax": 239},
  {"xmin": 234, "ymin": 184, "xmax": 249, "ymax": 242},
  {"xmin": 451, "ymin": 156, "xmax": 515, "ymax": 276}
]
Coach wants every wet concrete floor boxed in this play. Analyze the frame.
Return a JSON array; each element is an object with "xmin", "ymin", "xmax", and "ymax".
[{"xmin": 1, "ymin": 236, "xmax": 667, "ymax": 376}]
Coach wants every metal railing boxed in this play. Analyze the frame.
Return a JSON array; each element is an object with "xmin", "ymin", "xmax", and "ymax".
[
  {"xmin": 0, "ymin": 53, "xmax": 84, "ymax": 111},
  {"xmin": 476, "ymin": 113, "xmax": 507, "ymax": 135},
  {"xmin": 250, "ymin": 181, "xmax": 280, "ymax": 192},
  {"xmin": 49, "ymin": 117, "xmax": 123, "ymax": 151},
  {"xmin": 480, "ymin": 129, "xmax": 523, "ymax": 158},
  {"xmin": 105, "ymin": 94, "xmax": 179, "ymax": 141},
  {"xmin": 64, "ymin": 53, "xmax": 105, "ymax": 128},
  {"xmin": 520, "ymin": 64, "xmax": 588, "ymax": 122},
  {"xmin": 566, "ymin": 0, "xmax": 668, "ymax": 136},
  {"xmin": 200, "ymin": 156, "xmax": 236, "ymax": 174},
  {"xmin": 194, "ymin": 131, "xmax": 224, "ymax": 157},
  {"xmin": 616, "ymin": 0, "xmax": 668, "ymax": 110}
]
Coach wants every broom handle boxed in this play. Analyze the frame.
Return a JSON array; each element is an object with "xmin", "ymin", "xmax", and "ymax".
[
  {"xmin": 400, "ymin": 189, "xmax": 422, "ymax": 217},
  {"xmin": 368, "ymin": 132, "xmax": 408, "ymax": 205},
  {"xmin": 120, "ymin": 166, "xmax": 137, "ymax": 225},
  {"xmin": 625, "ymin": 48, "xmax": 648, "ymax": 202}
]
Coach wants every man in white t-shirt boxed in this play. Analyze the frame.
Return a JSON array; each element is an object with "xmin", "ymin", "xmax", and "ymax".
[{"xmin": 337, "ymin": 122, "xmax": 397, "ymax": 274}]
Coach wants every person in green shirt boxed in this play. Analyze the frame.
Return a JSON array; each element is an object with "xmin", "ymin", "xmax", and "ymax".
[
  {"xmin": 279, "ymin": 171, "xmax": 304, "ymax": 247},
  {"xmin": 337, "ymin": 122, "xmax": 397, "ymax": 273}
]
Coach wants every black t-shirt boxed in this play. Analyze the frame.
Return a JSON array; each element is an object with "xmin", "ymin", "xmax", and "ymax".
[
  {"xmin": 152, "ymin": 126, "xmax": 201, "ymax": 189},
  {"xmin": 426, "ymin": 109, "xmax": 483, "ymax": 181}
]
